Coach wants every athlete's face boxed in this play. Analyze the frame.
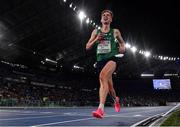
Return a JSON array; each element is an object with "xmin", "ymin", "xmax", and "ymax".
[{"xmin": 101, "ymin": 12, "xmax": 112, "ymax": 25}]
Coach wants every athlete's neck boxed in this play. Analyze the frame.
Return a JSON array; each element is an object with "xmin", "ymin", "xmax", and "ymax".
[{"xmin": 101, "ymin": 24, "xmax": 110, "ymax": 33}]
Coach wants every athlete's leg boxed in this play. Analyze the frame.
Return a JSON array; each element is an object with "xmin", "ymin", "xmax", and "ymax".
[
  {"xmin": 99, "ymin": 61, "xmax": 116, "ymax": 107},
  {"xmin": 92, "ymin": 60, "xmax": 116, "ymax": 118},
  {"xmin": 108, "ymin": 76, "xmax": 116, "ymax": 101},
  {"xmin": 108, "ymin": 73, "xmax": 121, "ymax": 112}
]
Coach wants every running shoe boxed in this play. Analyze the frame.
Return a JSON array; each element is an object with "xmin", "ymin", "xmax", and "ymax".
[
  {"xmin": 92, "ymin": 108, "xmax": 104, "ymax": 119},
  {"xmin": 114, "ymin": 96, "xmax": 120, "ymax": 112}
]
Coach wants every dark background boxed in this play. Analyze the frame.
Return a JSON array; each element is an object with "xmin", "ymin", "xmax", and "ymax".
[{"xmin": 0, "ymin": 0, "xmax": 179, "ymax": 78}]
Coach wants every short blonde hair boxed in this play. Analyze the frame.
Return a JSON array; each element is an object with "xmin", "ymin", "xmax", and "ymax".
[{"xmin": 101, "ymin": 10, "xmax": 113, "ymax": 17}]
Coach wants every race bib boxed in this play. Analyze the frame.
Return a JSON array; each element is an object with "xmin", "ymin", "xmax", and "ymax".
[{"xmin": 97, "ymin": 40, "xmax": 111, "ymax": 54}]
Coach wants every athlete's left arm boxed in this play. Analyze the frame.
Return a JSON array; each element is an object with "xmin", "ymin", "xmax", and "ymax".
[{"xmin": 114, "ymin": 29, "xmax": 125, "ymax": 53}]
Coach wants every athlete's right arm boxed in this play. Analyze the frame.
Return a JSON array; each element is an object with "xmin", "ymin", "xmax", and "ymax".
[{"xmin": 86, "ymin": 29, "xmax": 102, "ymax": 50}]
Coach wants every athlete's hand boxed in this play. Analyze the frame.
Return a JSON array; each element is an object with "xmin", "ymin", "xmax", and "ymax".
[
  {"xmin": 95, "ymin": 33, "xmax": 104, "ymax": 42},
  {"xmin": 119, "ymin": 44, "xmax": 125, "ymax": 53}
]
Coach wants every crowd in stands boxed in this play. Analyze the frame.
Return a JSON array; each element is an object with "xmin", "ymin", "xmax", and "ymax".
[
  {"xmin": 0, "ymin": 81, "xmax": 98, "ymax": 107},
  {"xmin": 0, "ymin": 62, "xmax": 180, "ymax": 107}
]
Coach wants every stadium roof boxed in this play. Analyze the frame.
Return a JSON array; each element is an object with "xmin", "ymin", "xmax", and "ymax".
[{"xmin": 0, "ymin": 0, "xmax": 179, "ymax": 78}]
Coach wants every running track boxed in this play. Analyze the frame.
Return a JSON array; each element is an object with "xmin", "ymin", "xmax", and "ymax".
[{"xmin": 0, "ymin": 106, "xmax": 173, "ymax": 126}]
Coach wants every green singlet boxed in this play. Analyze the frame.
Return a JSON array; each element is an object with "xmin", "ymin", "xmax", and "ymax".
[{"xmin": 94, "ymin": 28, "xmax": 119, "ymax": 61}]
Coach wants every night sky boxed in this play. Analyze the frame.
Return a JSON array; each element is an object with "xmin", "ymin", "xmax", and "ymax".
[{"xmin": 76, "ymin": 0, "xmax": 179, "ymax": 57}]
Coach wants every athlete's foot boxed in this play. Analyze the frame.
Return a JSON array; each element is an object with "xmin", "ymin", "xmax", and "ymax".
[
  {"xmin": 114, "ymin": 96, "xmax": 120, "ymax": 112},
  {"xmin": 92, "ymin": 108, "xmax": 104, "ymax": 119}
]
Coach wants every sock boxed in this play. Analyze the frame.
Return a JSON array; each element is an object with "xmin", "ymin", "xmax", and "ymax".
[
  {"xmin": 112, "ymin": 96, "xmax": 116, "ymax": 102},
  {"xmin": 109, "ymin": 92, "xmax": 116, "ymax": 102},
  {"xmin": 110, "ymin": 94, "xmax": 116, "ymax": 102},
  {"xmin": 98, "ymin": 103, "xmax": 104, "ymax": 111}
]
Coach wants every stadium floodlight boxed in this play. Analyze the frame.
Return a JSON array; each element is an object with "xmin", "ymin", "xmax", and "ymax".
[
  {"xmin": 78, "ymin": 11, "xmax": 86, "ymax": 21},
  {"xmin": 162, "ymin": 57, "xmax": 166, "ymax": 60},
  {"xmin": 139, "ymin": 50, "xmax": 145, "ymax": 55},
  {"xmin": 159, "ymin": 56, "xmax": 163, "ymax": 60},
  {"xmin": 166, "ymin": 57, "xmax": 169, "ymax": 60},
  {"xmin": 144, "ymin": 51, "xmax": 151, "ymax": 58},
  {"xmin": 86, "ymin": 18, "xmax": 90, "ymax": 24},
  {"xmin": 45, "ymin": 58, "xmax": 57, "ymax": 64},
  {"xmin": 131, "ymin": 46, "xmax": 137, "ymax": 53},
  {"xmin": 69, "ymin": 3, "xmax": 73, "ymax": 8},
  {"xmin": 41, "ymin": 61, "xmax": 45, "ymax": 64},
  {"xmin": 164, "ymin": 73, "xmax": 178, "ymax": 76},
  {"xmin": 61, "ymin": 0, "xmax": 179, "ymax": 62},
  {"xmin": 125, "ymin": 43, "xmax": 131, "ymax": 48},
  {"xmin": 141, "ymin": 73, "xmax": 154, "ymax": 77},
  {"xmin": 73, "ymin": 6, "xmax": 76, "ymax": 11},
  {"xmin": 73, "ymin": 65, "xmax": 79, "ymax": 69}
]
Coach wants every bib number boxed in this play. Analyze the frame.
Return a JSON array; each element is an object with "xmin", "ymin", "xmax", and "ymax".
[{"xmin": 97, "ymin": 40, "xmax": 111, "ymax": 54}]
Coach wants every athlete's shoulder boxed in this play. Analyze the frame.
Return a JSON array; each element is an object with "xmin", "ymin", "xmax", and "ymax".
[
  {"xmin": 92, "ymin": 29, "xmax": 98, "ymax": 34},
  {"xmin": 93, "ymin": 28, "xmax": 97, "ymax": 32},
  {"xmin": 113, "ymin": 28, "xmax": 121, "ymax": 35},
  {"xmin": 113, "ymin": 28, "xmax": 120, "ymax": 32},
  {"xmin": 90, "ymin": 29, "xmax": 98, "ymax": 36}
]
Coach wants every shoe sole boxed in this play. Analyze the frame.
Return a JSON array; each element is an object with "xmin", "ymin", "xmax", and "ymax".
[
  {"xmin": 92, "ymin": 111, "xmax": 103, "ymax": 119},
  {"xmin": 115, "ymin": 107, "xmax": 120, "ymax": 112},
  {"xmin": 115, "ymin": 103, "xmax": 120, "ymax": 112},
  {"xmin": 115, "ymin": 97, "xmax": 120, "ymax": 112}
]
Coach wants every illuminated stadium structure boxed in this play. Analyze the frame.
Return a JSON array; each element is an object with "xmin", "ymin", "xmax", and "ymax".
[{"xmin": 0, "ymin": 0, "xmax": 179, "ymax": 126}]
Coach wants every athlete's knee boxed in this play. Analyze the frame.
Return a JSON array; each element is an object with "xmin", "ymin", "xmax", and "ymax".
[
  {"xmin": 109, "ymin": 85, "xmax": 115, "ymax": 93},
  {"xmin": 99, "ymin": 71, "xmax": 109, "ymax": 82},
  {"xmin": 99, "ymin": 83, "xmax": 109, "ymax": 93},
  {"xmin": 108, "ymin": 84, "xmax": 113, "ymax": 91}
]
